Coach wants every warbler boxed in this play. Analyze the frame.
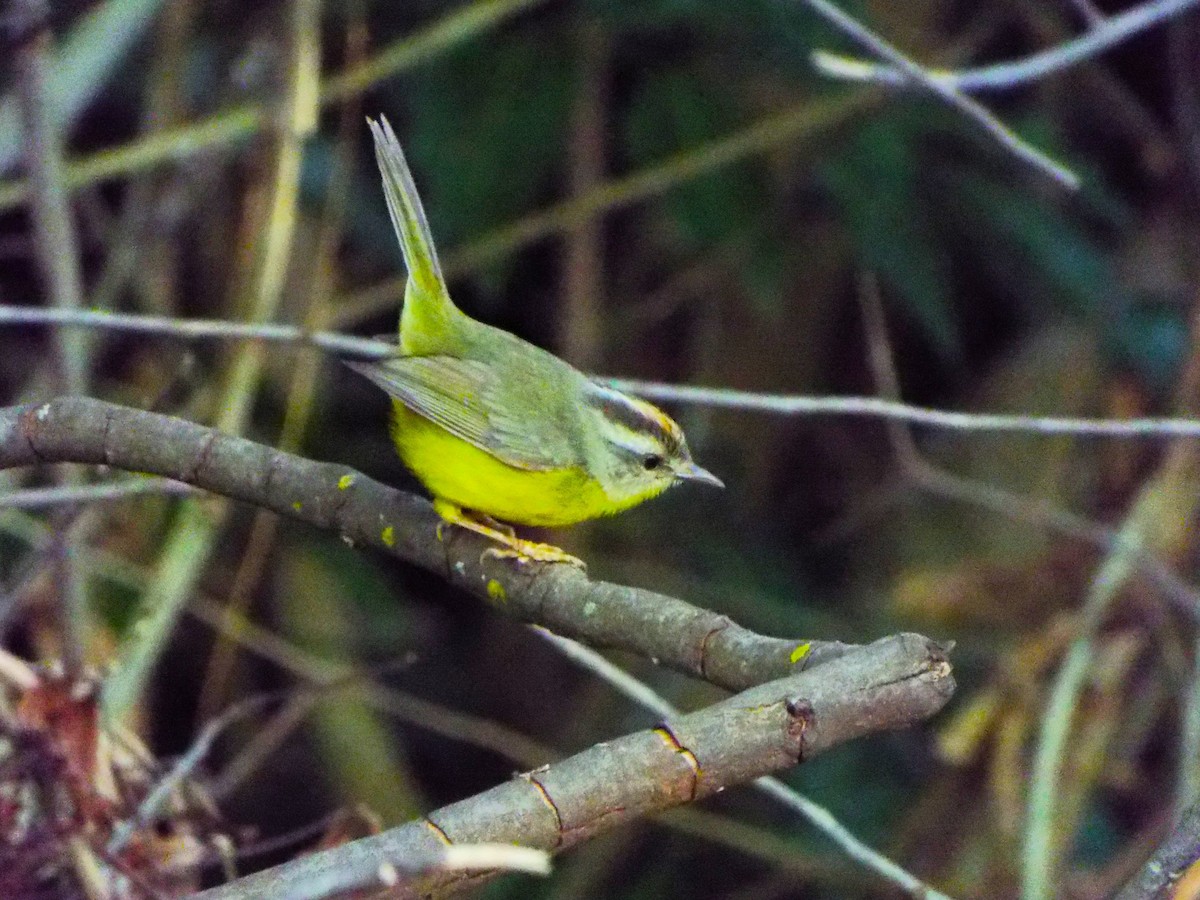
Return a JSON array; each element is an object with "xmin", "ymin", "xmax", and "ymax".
[{"xmin": 347, "ymin": 116, "xmax": 722, "ymax": 566}]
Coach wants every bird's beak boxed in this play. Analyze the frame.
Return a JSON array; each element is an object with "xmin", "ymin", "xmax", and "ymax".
[{"xmin": 675, "ymin": 462, "xmax": 724, "ymax": 489}]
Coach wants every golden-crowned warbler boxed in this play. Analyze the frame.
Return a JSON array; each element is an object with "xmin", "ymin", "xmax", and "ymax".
[{"xmin": 347, "ymin": 117, "xmax": 722, "ymax": 566}]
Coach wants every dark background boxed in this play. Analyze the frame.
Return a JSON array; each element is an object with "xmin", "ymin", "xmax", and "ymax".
[{"xmin": 2, "ymin": 0, "xmax": 1198, "ymax": 897}]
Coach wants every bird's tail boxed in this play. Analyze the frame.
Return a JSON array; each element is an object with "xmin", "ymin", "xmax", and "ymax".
[{"xmin": 367, "ymin": 115, "xmax": 458, "ymax": 351}]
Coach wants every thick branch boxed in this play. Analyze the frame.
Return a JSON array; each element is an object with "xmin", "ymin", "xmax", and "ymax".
[
  {"xmin": 0, "ymin": 396, "xmax": 854, "ymax": 691},
  {"xmin": 194, "ymin": 633, "xmax": 954, "ymax": 900}
]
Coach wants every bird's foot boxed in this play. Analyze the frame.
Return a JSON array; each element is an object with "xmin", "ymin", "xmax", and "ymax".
[
  {"xmin": 433, "ymin": 501, "xmax": 585, "ymax": 568},
  {"xmin": 482, "ymin": 540, "xmax": 586, "ymax": 569}
]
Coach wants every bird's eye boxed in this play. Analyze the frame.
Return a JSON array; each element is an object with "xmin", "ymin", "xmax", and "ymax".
[{"xmin": 642, "ymin": 454, "xmax": 664, "ymax": 471}]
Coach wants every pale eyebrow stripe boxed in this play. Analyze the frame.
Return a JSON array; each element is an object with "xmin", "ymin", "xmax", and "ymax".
[{"xmin": 584, "ymin": 385, "xmax": 682, "ymax": 452}]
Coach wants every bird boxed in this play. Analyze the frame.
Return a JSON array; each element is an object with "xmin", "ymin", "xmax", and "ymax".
[{"xmin": 346, "ymin": 116, "xmax": 722, "ymax": 567}]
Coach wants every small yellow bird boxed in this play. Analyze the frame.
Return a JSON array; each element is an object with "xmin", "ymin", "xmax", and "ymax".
[{"xmin": 348, "ymin": 116, "xmax": 722, "ymax": 566}]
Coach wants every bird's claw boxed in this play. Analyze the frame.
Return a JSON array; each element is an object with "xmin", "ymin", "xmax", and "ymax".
[
  {"xmin": 433, "ymin": 502, "xmax": 585, "ymax": 568},
  {"xmin": 482, "ymin": 542, "xmax": 586, "ymax": 569}
]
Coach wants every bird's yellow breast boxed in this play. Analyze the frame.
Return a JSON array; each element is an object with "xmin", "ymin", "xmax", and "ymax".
[{"xmin": 391, "ymin": 403, "xmax": 656, "ymax": 527}]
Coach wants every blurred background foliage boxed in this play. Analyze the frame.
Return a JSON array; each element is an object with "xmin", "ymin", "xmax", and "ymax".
[{"xmin": 2, "ymin": 0, "xmax": 1199, "ymax": 896}]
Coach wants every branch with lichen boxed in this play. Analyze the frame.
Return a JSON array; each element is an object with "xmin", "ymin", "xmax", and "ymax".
[
  {"xmin": 193, "ymin": 632, "xmax": 954, "ymax": 900},
  {"xmin": 0, "ymin": 396, "xmax": 867, "ymax": 693}
]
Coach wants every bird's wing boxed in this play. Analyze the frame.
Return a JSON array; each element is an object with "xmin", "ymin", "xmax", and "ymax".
[{"xmin": 345, "ymin": 356, "xmax": 575, "ymax": 471}]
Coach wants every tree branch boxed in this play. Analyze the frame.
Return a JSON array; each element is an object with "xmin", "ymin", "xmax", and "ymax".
[
  {"xmin": 193, "ymin": 633, "xmax": 954, "ymax": 900},
  {"xmin": 1116, "ymin": 800, "xmax": 1200, "ymax": 900},
  {"xmin": 0, "ymin": 396, "xmax": 855, "ymax": 692},
  {"xmin": 811, "ymin": 0, "xmax": 1200, "ymax": 94},
  {"xmin": 534, "ymin": 626, "xmax": 955, "ymax": 900}
]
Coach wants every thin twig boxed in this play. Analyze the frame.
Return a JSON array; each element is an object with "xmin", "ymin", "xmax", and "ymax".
[
  {"xmin": 8, "ymin": 306, "xmax": 1200, "ymax": 440},
  {"xmin": 263, "ymin": 842, "xmax": 552, "ymax": 899},
  {"xmin": 0, "ymin": 304, "xmax": 389, "ymax": 355},
  {"xmin": 10, "ymin": 0, "xmax": 90, "ymax": 679},
  {"xmin": 0, "ymin": 477, "xmax": 196, "ymax": 509},
  {"xmin": 165, "ymin": 592, "xmax": 560, "ymax": 793},
  {"xmin": 605, "ymin": 379, "xmax": 1200, "ymax": 440},
  {"xmin": 800, "ymin": 0, "xmax": 1080, "ymax": 187},
  {"xmin": 107, "ymin": 693, "xmax": 279, "ymax": 854},
  {"xmin": 812, "ymin": 0, "xmax": 1200, "ymax": 93},
  {"xmin": 12, "ymin": 12, "xmax": 88, "ymax": 395}
]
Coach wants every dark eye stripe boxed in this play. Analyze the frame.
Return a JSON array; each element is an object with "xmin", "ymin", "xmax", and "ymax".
[{"xmin": 585, "ymin": 385, "xmax": 683, "ymax": 454}]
